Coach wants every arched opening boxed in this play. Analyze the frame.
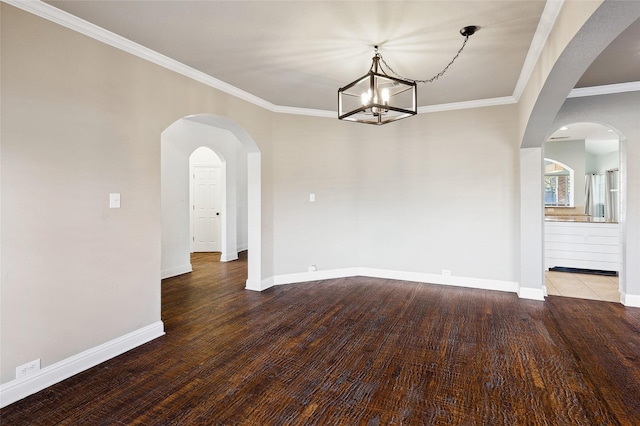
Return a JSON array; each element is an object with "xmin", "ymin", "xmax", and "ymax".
[
  {"xmin": 543, "ymin": 122, "xmax": 623, "ymax": 302},
  {"xmin": 518, "ymin": 1, "xmax": 640, "ymax": 305},
  {"xmin": 161, "ymin": 114, "xmax": 262, "ymax": 290}
]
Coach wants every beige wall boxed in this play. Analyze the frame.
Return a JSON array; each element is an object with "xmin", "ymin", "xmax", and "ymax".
[
  {"xmin": 271, "ymin": 106, "xmax": 520, "ymax": 281},
  {"xmin": 518, "ymin": 0, "xmax": 603, "ymax": 148},
  {"xmin": 0, "ymin": 4, "xmax": 273, "ymax": 384},
  {"xmin": 271, "ymin": 114, "xmax": 360, "ymax": 276}
]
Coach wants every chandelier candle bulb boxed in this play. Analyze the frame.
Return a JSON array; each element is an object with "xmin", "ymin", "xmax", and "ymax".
[
  {"xmin": 361, "ymin": 92, "xmax": 369, "ymax": 106},
  {"xmin": 381, "ymin": 88, "xmax": 390, "ymax": 103}
]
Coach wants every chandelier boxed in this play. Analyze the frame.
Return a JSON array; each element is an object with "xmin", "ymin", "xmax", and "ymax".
[{"xmin": 338, "ymin": 26, "xmax": 478, "ymax": 125}]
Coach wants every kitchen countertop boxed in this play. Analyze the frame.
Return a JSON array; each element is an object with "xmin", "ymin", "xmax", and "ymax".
[{"xmin": 545, "ymin": 216, "xmax": 618, "ymax": 223}]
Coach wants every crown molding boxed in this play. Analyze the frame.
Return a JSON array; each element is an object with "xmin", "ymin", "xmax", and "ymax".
[
  {"xmin": 2, "ymin": 0, "xmax": 278, "ymax": 112},
  {"xmin": 0, "ymin": 0, "xmax": 525, "ymax": 119},
  {"xmin": 5, "ymin": 0, "xmax": 638, "ymax": 121},
  {"xmin": 512, "ymin": 0, "xmax": 565, "ymax": 101},
  {"xmin": 568, "ymin": 81, "xmax": 640, "ymax": 98},
  {"xmin": 418, "ymin": 96, "xmax": 517, "ymax": 114},
  {"xmin": 272, "ymin": 105, "xmax": 336, "ymax": 118}
]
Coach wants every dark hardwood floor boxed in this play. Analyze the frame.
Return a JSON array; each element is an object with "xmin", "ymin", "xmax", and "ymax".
[{"xmin": 2, "ymin": 252, "xmax": 640, "ymax": 425}]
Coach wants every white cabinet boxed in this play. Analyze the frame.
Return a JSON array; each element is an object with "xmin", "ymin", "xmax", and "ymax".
[{"xmin": 545, "ymin": 221, "xmax": 621, "ymax": 272}]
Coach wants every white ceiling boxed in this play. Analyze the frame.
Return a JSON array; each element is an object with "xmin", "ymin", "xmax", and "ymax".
[
  {"xmin": 34, "ymin": 1, "xmax": 640, "ymax": 121},
  {"xmin": 44, "ymin": 0, "xmax": 547, "ymax": 111},
  {"xmin": 547, "ymin": 122, "xmax": 620, "ymax": 156},
  {"xmin": 576, "ymin": 17, "xmax": 640, "ymax": 89}
]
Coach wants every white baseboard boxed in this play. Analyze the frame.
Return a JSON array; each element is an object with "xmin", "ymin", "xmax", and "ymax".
[
  {"xmin": 0, "ymin": 321, "xmax": 165, "ymax": 408},
  {"xmin": 161, "ymin": 264, "xmax": 192, "ymax": 279},
  {"xmin": 263, "ymin": 267, "xmax": 520, "ymax": 296},
  {"xmin": 220, "ymin": 252, "xmax": 239, "ymax": 262},
  {"xmin": 237, "ymin": 243, "xmax": 248, "ymax": 252},
  {"xmin": 246, "ymin": 276, "xmax": 273, "ymax": 291},
  {"xmin": 518, "ymin": 286, "xmax": 546, "ymax": 301},
  {"xmin": 359, "ymin": 268, "xmax": 520, "ymax": 293},
  {"xmin": 622, "ymin": 292, "xmax": 640, "ymax": 307},
  {"xmin": 274, "ymin": 268, "xmax": 360, "ymax": 286}
]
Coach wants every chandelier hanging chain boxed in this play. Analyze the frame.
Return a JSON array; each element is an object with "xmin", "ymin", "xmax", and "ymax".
[{"xmin": 377, "ymin": 33, "xmax": 471, "ymax": 84}]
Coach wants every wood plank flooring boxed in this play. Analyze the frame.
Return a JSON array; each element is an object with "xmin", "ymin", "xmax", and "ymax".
[{"xmin": 2, "ymin": 252, "xmax": 639, "ymax": 425}]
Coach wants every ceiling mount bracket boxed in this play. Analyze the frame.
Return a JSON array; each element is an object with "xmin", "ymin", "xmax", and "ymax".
[{"xmin": 460, "ymin": 26, "xmax": 479, "ymax": 37}]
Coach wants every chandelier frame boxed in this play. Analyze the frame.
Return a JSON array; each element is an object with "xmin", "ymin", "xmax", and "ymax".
[{"xmin": 338, "ymin": 53, "xmax": 417, "ymax": 125}]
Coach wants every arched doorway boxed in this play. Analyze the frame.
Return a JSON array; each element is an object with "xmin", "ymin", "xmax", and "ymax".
[
  {"xmin": 518, "ymin": 1, "xmax": 640, "ymax": 306},
  {"xmin": 543, "ymin": 122, "xmax": 623, "ymax": 302},
  {"xmin": 161, "ymin": 114, "xmax": 262, "ymax": 290}
]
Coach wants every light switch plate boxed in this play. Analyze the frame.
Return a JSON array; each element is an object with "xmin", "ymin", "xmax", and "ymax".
[{"xmin": 109, "ymin": 193, "xmax": 121, "ymax": 208}]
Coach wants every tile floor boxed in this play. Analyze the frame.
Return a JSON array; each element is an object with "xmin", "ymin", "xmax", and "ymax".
[{"xmin": 546, "ymin": 270, "xmax": 620, "ymax": 303}]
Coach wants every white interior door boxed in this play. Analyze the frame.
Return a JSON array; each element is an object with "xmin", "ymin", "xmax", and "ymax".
[{"xmin": 192, "ymin": 166, "xmax": 221, "ymax": 252}]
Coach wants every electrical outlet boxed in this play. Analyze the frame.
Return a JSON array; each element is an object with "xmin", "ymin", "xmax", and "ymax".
[
  {"xmin": 16, "ymin": 359, "xmax": 40, "ymax": 379},
  {"xmin": 442, "ymin": 269, "xmax": 451, "ymax": 276},
  {"xmin": 308, "ymin": 265, "xmax": 317, "ymax": 272}
]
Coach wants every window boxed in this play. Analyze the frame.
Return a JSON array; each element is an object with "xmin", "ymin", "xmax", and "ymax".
[{"xmin": 544, "ymin": 159, "xmax": 573, "ymax": 207}]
